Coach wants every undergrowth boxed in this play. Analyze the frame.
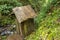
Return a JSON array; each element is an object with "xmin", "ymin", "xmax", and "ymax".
[{"xmin": 25, "ymin": 0, "xmax": 60, "ymax": 40}]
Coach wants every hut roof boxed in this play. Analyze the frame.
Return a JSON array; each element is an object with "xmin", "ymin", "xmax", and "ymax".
[{"xmin": 13, "ymin": 5, "xmax": 37, "ymax": 23}]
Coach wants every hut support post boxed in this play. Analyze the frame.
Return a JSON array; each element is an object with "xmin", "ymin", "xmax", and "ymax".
[
  {"xmin": 19, "ymin": 23, "xmax": 24, "ymax": 40},
  {"xmin": 16, "ymin": 19, "xmax": 24, "ymax": 40}
]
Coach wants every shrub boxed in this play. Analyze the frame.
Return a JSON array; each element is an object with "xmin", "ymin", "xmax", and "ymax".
[{"xmin": 0, "ymin": 0, "xmax": 22, "ymax": 26}]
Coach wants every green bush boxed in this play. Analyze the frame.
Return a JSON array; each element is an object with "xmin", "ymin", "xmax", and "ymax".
[{"xmin": 0, "ymin": 0, "xmax": 22, "ymax": 26}]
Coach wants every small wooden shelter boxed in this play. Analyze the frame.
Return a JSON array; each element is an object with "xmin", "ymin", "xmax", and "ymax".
[{"xmin": 13, "ymin": 5, "xmax": 37, "ymax": 40}]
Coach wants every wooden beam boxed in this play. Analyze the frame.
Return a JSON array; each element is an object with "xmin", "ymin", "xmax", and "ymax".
[{"xmin": 15, "ymin": 19, "xmax": 24, "ymax": 40}]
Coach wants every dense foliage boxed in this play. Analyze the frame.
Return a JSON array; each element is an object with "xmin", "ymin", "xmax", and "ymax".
[
  {"xmin": 0, "ymin": 0, "xmax": 60, "ymax": 40},
  {"xmin": 25, "ymin": 0, "xmax": 60, "ymax": 40},
  {"xmin": 26, "ymin": 7, "xmax": 60, "ymax": 40},
  {"xmin": 0, "ymin": 0, "xmax": 22, "ymax": 26}
]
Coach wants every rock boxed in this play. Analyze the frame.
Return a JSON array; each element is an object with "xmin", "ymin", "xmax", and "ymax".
[
  {"xmin": 1, "ymin": 30, "xmax": 14, "ymax": 36},
  {"xmin": 6, "ymin": 34, "xmax": 21, "ymax": 40}
]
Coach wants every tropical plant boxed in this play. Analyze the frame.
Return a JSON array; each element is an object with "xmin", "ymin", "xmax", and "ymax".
[{"xmin": 0, "ymin": 0, "xmax": 22, "ymax": 26}]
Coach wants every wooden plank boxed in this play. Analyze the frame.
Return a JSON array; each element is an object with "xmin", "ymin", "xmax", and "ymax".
[
  {"xmin": 15, "ymin": 19, "xmax": 24, "ymax": 40},
  {"xmin": 13, "ymin": 5, "xmax": 37, "ymax": 23}
]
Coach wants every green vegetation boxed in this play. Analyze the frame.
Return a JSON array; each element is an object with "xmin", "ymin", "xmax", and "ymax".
[
  {"xmin": 25, "ymin": 0, "xmax": 60, "ymax": 40},
  {"xmin": 0, "ymin": 0, "xmax": 22, "ymax": 26},
  {"xmin": 0, "ymin": 0, "xmax": 60, "ymax": 40},
  {"xmin": 26, "ymin": 7, "xmax": 60, "ymax": 40}
]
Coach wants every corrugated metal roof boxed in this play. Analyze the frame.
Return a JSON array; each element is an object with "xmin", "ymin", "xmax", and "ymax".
[{"xmin": 13, "ymin": 5, "xmax": 37, "ymax": 23}]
